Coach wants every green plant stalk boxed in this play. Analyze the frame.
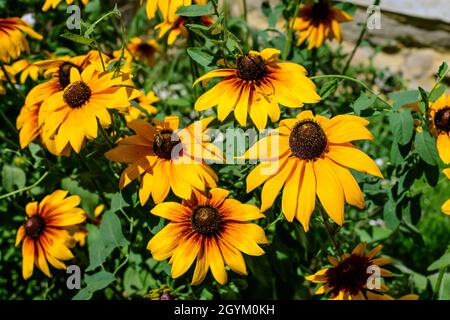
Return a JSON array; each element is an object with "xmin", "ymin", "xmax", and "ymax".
[
  {"xmin": 310, "ymin": 74, "xmax": 392, "ymax": 108},
  {"xmin": 282, "ymin": 0, "xmax": 301, "ymax": 60},
  {"xmin": 0, "ymin": 108, "xmax": 18, "ymax": 137},
  {"xmin": 433, "ymin": 266, "xmax": 446, "ymax": 300},
  {"xmin": 99, "ymin": 121, "xmax": 114, "ymax": 148},
  {"xmin": 0, "ymin": 172, "xmax": 49, "ymax": 201},
  {"xmin": 319, "ymin": 205, "xmax": 343, "ymax": 256}
]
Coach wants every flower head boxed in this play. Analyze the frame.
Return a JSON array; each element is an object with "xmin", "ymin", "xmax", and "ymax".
[
  {"xmin": 42, "ymin": 0, "xmax": 89, "ymax": 12},
  {"xmin": 15, "ymin": 190, "xmax": 86, "ymax": 279},
  {"xmin": 147, "ymin": 188, "xmax": 268, "ymax": 285},
  {"xmin": 246, "ymin": 110, "xmax": 383, "ymax": 231},
  {"xmin": 429, "ymin": 93, "xmax": 450, "ymax": 164},
  {"xmin": 126, "ymin": 37, "xmax": 161, "ymax": 66},
  {"xmin": 125, "ymin": 91, "xmax": 159, "ymax": 122},
  {"xmin": 194, "ymin": 48, "xmax": 320, "ymax": 130}
]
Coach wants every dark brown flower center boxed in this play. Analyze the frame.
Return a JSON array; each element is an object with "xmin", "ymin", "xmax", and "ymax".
[
  {"xmin": 23, "ymin": 215, "xmax": 45, "ymax": 239},
  {"xmin": 58, "ymin": 62, "xmax": 80, "ymax": 89},
  {"xmin": 325, "ymin": 254, "xmax": 372, "ymax": 297},
  {"xmin": 63, "ymin": 81, "xmax": 92, "ymax": 109},
  {"xmin": 311, "ymin": 1, "xmax": 331, "ymax": 22},
  {"xmin": 236, "ymin": 54, "xmax": 267, "ymax": 81},
  {"xmin": 289, "ymin": 120, "xmax": 327, "ymax": 160},
  {"xmin": 434, "ymin": 107, "xmax": 450, "ymax": 133},
  {"xmin": 191, "ymin": 205, "xmax": 223, "ymax": 236},
  {"xmin": 137, "ymin": 43, "xmax": 156, "ymax": 57},
  {"xmin": 153, "ymin": 129, "xmax": 181, "ymax": 160},
  {"xmin": 159, "ymin": 292, "xmax": 175, "ymax": 300}
]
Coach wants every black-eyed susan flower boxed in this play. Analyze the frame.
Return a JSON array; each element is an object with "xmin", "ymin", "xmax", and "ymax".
[
  {"xmin": 144, "ymin": 0, "xmax": 191, "ymax": 21},
  {"xmin": 293, "ymin": 0, "xmax": 352, "ymax": 49},
  {"xmin": 245, "ymin": 110, "xmax": 383, "ymax": 231},
  {"xmin": 194, "ymin": 48, "xmax": 320, "ymax": 130},
  {"xmin": 11, "ymin": 59, "xmax": 42, "ymax": 83},
  {"xmin": 125, "ymin": 90, "xmax": 159, "ymax": 122},
  {"xmin": 429, "ymin": 93, "xmax": 450, "ymax": 164},
  {"xmin": 147, "ymin": 188, "xmax": 268, "ymax": 285},
  {"xmin": 442, "ymin": 168, "xmax": 450, "ymax": 215},
  {"xmin": 105, "ymin": 116, "xmax": 222, "ymax": 205},
  {"xmin": 72, "ymin": 204, "xmax": 105, "ymax": 247},
  {"xmin": 306, "ymin": 243, "xmax": 393, "ymax": 300},
  {"xmin": 145, "ymin": 285, "xmax": 176, "ymax": 300},
  {"xmin": 0, "ymin": 17, "xmax": 42, "ymax": 62},
  {"xmin": 15, "ymin": 190, "xmax": 86, "ymax": 279},
  {"xmin": 126, "ymin": 37, "xmax": 161, "ymax": 66},
  {"xmin": 0, "ymin": 64, "xmax": 14, "ymax": 95},
  {"xmin": 42, "ymin": 0, "xmax": 89, "ymax": 11},
  {"xmin": 39, "ymin": 64, "xmax": 140, "ymax": 154}
]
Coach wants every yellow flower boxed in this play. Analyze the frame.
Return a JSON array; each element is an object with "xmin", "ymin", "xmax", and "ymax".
[
  {"xmin": 156, "ymin": 14, "xmax": 214, "ymax": 45},
  {"xmin": 72, "ymin": 204, "xmax": 105, "ymax": 247},
  {"xmin": 105, "ymin": 116, "xmax": 222, "ymax": 205},
  {"xmin": 144, "ymin": 0, "xmax": 192, "ymax": 21},
  {"xmin": 293, "ymin": 0, "xmax": 352, "ymax": 49},
  {"xmin": 429, "ymin": 93, "xmax": 450, "ymax": 164},
  {"xmin": 39, "ymin": 65, "xmax": 140, "ymax": 154},
  {"xmin": 145, "ymin": 285, "xmax": 176, "ymax": 300},
  {"xmin": 126, "ymin": 37, "xmax": 161, "ymax": 66},
  {"xmin": 0, "ymin": 64, "xmax": 15, "ymax": 95},
  {"xmin": 125, "ymin": 91, "xmax": 159, "ymax": 122},
  {"xmin": 15, "ymin": 190, "xmax": 86, "ymax": 279},
  {"xmin": 245, "ymin": 110, "xmax": 383, "ymax": 231},
  {"xmin": 306, "ymin": 243, "xmax": 393, "ymax": 300},
  {"xmin": 193, "ymin": 48, "xmax": 320, "ymax": 130},
  {"xmin": 0, "ymin": 18, "xmax": 42, "ymax": 62},
  {"xmin": 442, "ymin": 168, "xmax": 450, "ymax": 215},
  {"xmin": 147, "ymin": 188, "xmax": 268, "ymax": 285},
  {"xmin": 11, "ymin": 59, "xmax": 42, "ymax": 83},
  {"xmin": 365, "ymin": 292, "xmax": 419, "ymax": 300},
  {"xmin": 42, "ymin": 0, "xmax": 89, "ymax": 11}
]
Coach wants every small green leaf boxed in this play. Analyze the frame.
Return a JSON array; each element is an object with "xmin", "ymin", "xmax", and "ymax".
[
  {"xmin": 60, "ymin": 32, "xmax": 95, "ymax": 45},
  {"xmin": 352, "ymin": 93, "xmax": 376, "ymax": 115},
  {"xmin": 319, "ymin": 80, "xmax": 338, "ymax": 101},
  {"xmin": 72, "ymin": 288, "xmax": 92, "ymax": 300},
  {"xmin": 187, "ymin": 47, "xmax": 214, "ymax": 67},
  {"xmin": 383, "ymin": 196, "xmax": 400, "ymax": 230},
  {"xmin": 1, "ymin": 165, "xmax": 26, "ymax": 192},
  {"xmin": 84, "ymin": 271, "xmax": 116, "ymax": 292},
  {"xmin": 437, "ymin": 61, "xmax": 449, "ymax": 80},
  {"xmin": 176, "ymin": 4, "xmax": 212, "ymax": 17},
  {"xmin": 415, "ymin": 130, "xmax": 439, "ymax": 165},
  {"xmin": 428, "ymin": 252, "xmax": 450, "ymax": 271},
  {"xmin": 429, "ymin": 84, "xmax": 446, "ymax": 102},
  {"xmin": 388, "ymin": 109, "xmax": 414, "ymax": 145},
  {"xmin": 389, "ymin": 90, "xmax": 419, "ymax": 110}
]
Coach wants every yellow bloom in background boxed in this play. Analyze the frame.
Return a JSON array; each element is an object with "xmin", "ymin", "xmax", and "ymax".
[
  {"xmin": 42, "ymin": 0, "xmax": 89, "ymax": 11},
  {"xmin": 39, "ymin": 65, "xmax": 141, "ymax": 154},
  {"xmin": 365, "ymin": 292, "xmax": 419, "ymax": 300},
  {"xmin": 429, "ymin": 93, "xmax": 450, "ymax": 164},
  {"xmin": 194, "ymin": 48, "xmax": 320, "ymax": 130},
  {"xmin": 442, "ymin": 168, "xmax": 450, "ymax": 215},
  {"xmin": 293, "ymin": 0, "xmax": 352, "ymax": 49},
  {"xmin": 72, "ymin": 204, "xmax": 105, "ymax": 247},
  {"xmin": 144, "ymin": 0, "xmax": 192, "ymax": 21},
  {"xmin": 145, "ymin": 285, "xmax": 176, "ymax": 300},
  {"xmin": 147, "ymin": 188, "xmax": 268, "ymax": 285},
  {"xmin": 0, "ymin": 17, "xmax": 42, "ymax": 62},
  {"xmin": 15, "ymin": 190, "xmax": 86, "ymax": 279},
  {"xmin": 105, "ymin": 116, "xmax": 222, "ymax": 205},
  {"xmin": 125, "ymin": 91, "xmax": 159, "ymax": 122},
  {"xmin": 11, "ymin": 59, "xmax": 42, "ymax": 83},
  {"xmin": 156, "ymin": 14, "xmax": 214, "ymax": 45},
  {"xmin": 126, "ymin": 37, "xmax": 161, "ymax": 66},
  {"xmin": 0, "ymin": 64, "xmax": 15, "ymax": 95},
  {"xmin": 246, "ymin": 110, "xmax": 383, "ymax": 231},
  {"xmin": 306, "ymin": 243, "xmax": 393, "ymax": 300}
]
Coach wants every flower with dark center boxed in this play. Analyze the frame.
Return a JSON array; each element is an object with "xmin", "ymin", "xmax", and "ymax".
[
  {"xmin": 289, "ymin": 120, "xmax": 328, "ymax": 160},
  {"xmin": 58, "ymin": 62, "xmax": 80, "ymax": 89},
  {"xmin": 23, "ymin": 215, "xmax": 45, "ymax": 239},
  {"xmin": 147, "ymin": 188, "xmax": 268, "ymax": 285},
  {"xmin": 311, "ymin": 1, "xmax": 331, "ymax": 22},
  {"xmin": 63, "ymin": 80, "xmax": 92, "ymax": 109},
  {"xmin": 434, "ymin": 107, "xmax": 450, "ymax": 133},
  {"xmin": 137, "ymin": 42, "xmax": 156, "ymax": 57},
  {"xmin": 191, "ymin": 205, "xmax": 223, "ymax": 236},
  {"xmin": 236, "ymin": 54, "xmax": 268, "ymax": 81},
  {"xmin": 153, "ymin": 129, "xmax": 181, "ymax": 160},
  {"xmin": 325, "ymin": 254, "xmax": 371, "ymax": 297}
]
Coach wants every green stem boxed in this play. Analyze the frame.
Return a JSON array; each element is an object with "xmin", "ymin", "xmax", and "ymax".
[
  {"xmin": 99, "ymin": 122, "xmax": 114, "ymax": 148},
  {"xmin": 0, "ymin": 108, "xmax": 18, "ymax": 137},
  {"xmin": 310, "ymin": 74, "xmax": 392, "ymax": 108},
  {"xmin": 265, "ymin": 212, "xmax": 284, "ymax": 230},
  {"xmin": 1, "ymin": 62, "xmax": 24, "ymax": 99},
  {"xmin": 319, "ymin": 205, "xmax": 343, "ymax": 256},
  {"xmin": 242, "ymin": 0, "xmax": 248, "ymax": 23},
  {"xmin": 282, "ymin": 0, "xmax": 301, "ymax": 60},
  {"xmin": 311, "ymin": 48, "xmax": 318, "ymax": 75},
  {"xmin": 0, "ymin": 172, "xmax": 49, "ymax": 201},
  {"xmin": 433, "ymin": 266, "xmax": 446, "ymax": 300}
]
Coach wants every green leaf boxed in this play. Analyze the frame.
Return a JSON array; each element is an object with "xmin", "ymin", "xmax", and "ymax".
[
  {"xmin": 85, "ymin": 271, "xmax": 115, "ymax": 292},
  {"xmin": 100, "ymin": 211, "xmax": 130, "ymax": 249},
  {"xmin": 187, "ymin": 47, "xmax": 214, "ymax": 67},
  {"xmin": 61, "ymin": 177, "xmax": 100, "ymax": 216},
  {"xmin": 437, "ymin": 61, "xmax": 449, "ymax": 80},
  {"xmin": 72, "ymin": 288, "xmax": 92, "ymax": 300},
  {"xmin": 1, "ymin": 165, "xmax": 26, "ymax": 192},
  {"xmin": 415, "ymin": 130, "xmax": 439, "ymax": 165},
  {"xmin": 388, "ymin": 109, "xmax": 414, "ymax": 145},
  {"xmin": 176, "ymin": 4, "xmax": 212, "ymax": 17},
  {"xmin": 428, "ymin": 252, "xmax": 450, "ymax": 271},
  {"xmin": 383, "ymin": 196, "xmax": 400, "ymax": 230},
  {"xmin": 60, "ymin": 32, "xmax": 95, "ymax": 45},
  {"xmin": 86, "ymin": 224, "xmax": 109, "ymax": 272},
  {"xmin": 352, "ymin": 93, "xmax": 376, "ymax": 115},
  {"xmin": 429, "ymin": 84, "xmax": 446, "ymax": 102},
  {"xmin": 319, "ymin": 80, "xmax": 338, "ymax": 101},
  {"xmin": 389, "ymin": 90, "xmax": 419, "ymax": 110}
]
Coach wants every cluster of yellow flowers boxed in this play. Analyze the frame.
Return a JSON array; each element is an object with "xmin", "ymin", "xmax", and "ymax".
[{"xmin": 1, "ymin": 0, "xmax": 446, "ymax": 300}]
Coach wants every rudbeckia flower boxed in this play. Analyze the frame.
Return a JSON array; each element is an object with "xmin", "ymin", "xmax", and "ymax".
[
  {"xmin": 126, "ymin": 37, "xmax": 161, "ymax": 66},
  {"xmin": 72, "ymin": 204, "xmax": 105, "ymax": 247},
  {"xmin": 39, "ymin": 64, "xmax": 141, "ymax": 154},
  {"xmin": 245, "ymin": 110, "xmax": 383, "ymax": 231},
  {"xmin": 143, "ymin": 0, "xmax": 207, "ymax": 21},
  {"xmin": 0, "ymin": 64, "xmax": 14, "ymax": 95},
  {"xmin": 194, "ymin": 48, "xmax": 320, "ymax": 130},
  {"xmin": 293, "ymin": 0, "xmax": 352, "ymax": 49},
  {"xmin": 125, "ymin": 90, "xmax": 159, "ymax": 122},
  {"xmin": 442, "ymin": 168, "xmax": 450, "ymax": 215},
  {"xmin": 11, "ymin": 59, "xmax": 42, "ymax": 83},
  {"xmin": 15, "ymin": 190, "xmax": 86, "ymax": 279},
  {"xmin": 42, "ymin": 0, "xmax": 89, "ymax": 11},
  {"xmin": 0, "ymin": 17, "xmax": 42, "ymax": 62},
  {"xmin": 429, "ymin": 93, "xmax": 450, "ymax": 164},
  {"xmin": 105, "ymin": 116, "xmax": 222, "ymax": 205},
  {"xmin": 306, "ymin": 243, "xmax": 393, "ymax": 300},
  {"xmin": 147, "ymin": 188, "xmax": 268, "ymax": 285}
]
